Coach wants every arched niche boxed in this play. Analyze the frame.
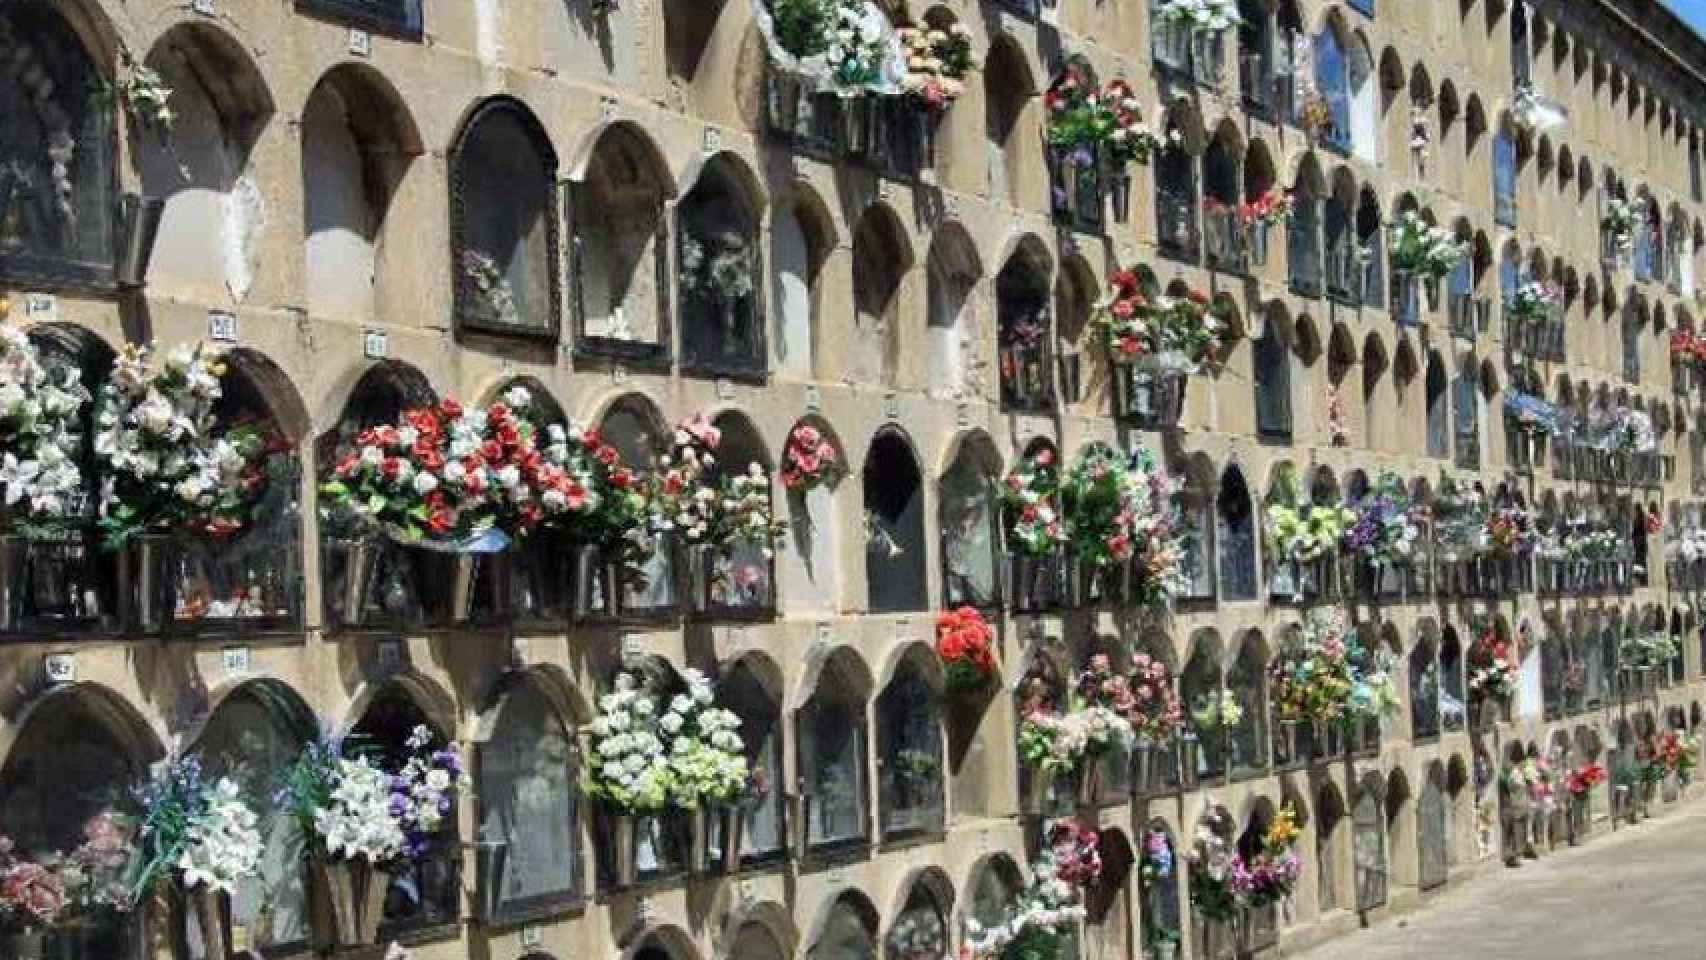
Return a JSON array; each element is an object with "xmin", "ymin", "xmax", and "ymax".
[
  {"xmin": 962, "ymin": 854, "xmax": 1023, "ymax": 944},
  {"xmin": 1217, "ymin": 464, "xmax": 1259, "ymax": 600},
  {"xmin": 680, "ymin": 153, "xmax": 765, "ymax": 377},
  {"xmin": 699, "ymin": 410, "xmax": 776, "ymax": 614},
  {"xmin": 771, "ymin": 187, "xmax": 834, "ymax": 379},
  {"xmin": 0, "ymin": 685, "xmax": 161, "ymax": 958},
  {"xmin": 348, "ymin": 681, "xmax": 461, "ymax": 930},
  {"xmin": 1181, "ymin": 630, "xmax": 1225, "ymax": 780},
  {"xmin": 1054, "ymin": 254, "xmax": 1097, "ymax": 405},
  {"xmin": 568, "ymin": 123, "xmax": 672, "ymax": 357},
  {"xmin": 876, "ymin": 644, "xmax": 946, "ymax": 840},
  {"xmin": 474, "ymin": 670, "xmax": 582, "ymax": 919},
  {"xmin": 599, "ymin": 394, "xmax": 677, "ymax": 616},
  {"xmin": 925, "ymin": 221, "xmax": 985, "ymax": 400},
  {"xmin": 1253, "ymin": 302, "xmax": 1293, "ymax": 440},
  {"xmin": 1087, "ymin": 828, "xmax": 1135, "ymax": 957},
  {"xmin": 796, "ymin": 647, "xmax": 873, "ymax": 853},
  {"xmin": 1315, "ymin": 781, "xmax": 1347, "ymax": 913},
  {"xmin": 851, "ymin": 203, "xmax": 913, "ymax": 387},
  {"xmin": 1226, "ymin": 631, "xmax": 1269, "ymax": 777},
  {"xmin": 301, "ymin": 64, "xmax": 420, "ymax": 323},
  {"xmin": 777, "ymin": 415, "xmax": 843, "ymax": 614},
  {"xmin": 0, "ymin": 0, "xmax": 118, "ymax": 287},
  {"xmin": 884, "ymin": 869, "xmax": 953, "ymax": 960},
  {"xmin": 451, "ymin": 97, "xmax": 558, "ymax": 338},
  {"xmin": 983, "ymin": 34, "xmax": 1038, "ymax": 210},
  {"xmin": 807, "ymin": 891, "xmax": 880, "ymax": 960},
  {"xmin": 1410, "ymin": 623, "xmax": 1440, "ymax": 739},
  {"xmin": 1351, "ymin": 772, "xmax": 1387, "ymax": 913},
  {"xmin": 192, "ymin": 680, "xmax": 317, "ymax": 952},
  {"xmin": 720, "ymin": 654, "xmax": 786, "ymax": 861},
  {"xmin": 1138, "ymin": 823, "xmax": 1181, "ymax": 954},
  {"xmin": 864, "ymin": 426, "xmax": 928, "ymax": 613},
  {"xmin": 995, "ymin": 236, "xmax": 1053, "ymax": 411},
  {"xmin": 938, "ymin": 430, "xmax": 1002, "ymax": 609},
  {"xmin": 135, "ymin": 23, "xmax": 274, "ymax": 300}
]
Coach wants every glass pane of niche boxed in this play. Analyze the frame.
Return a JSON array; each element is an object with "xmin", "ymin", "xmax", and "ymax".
[
  {"xmin": 453, "ymin": 101, "xmax": 558, "ymax": 339},
  {"xmin": 295, "ymin": 0, "xmax": 421, "ymax": 39},
  {"xmin": 801, "ymin": 689, "xmax": 868, "ymax": 850},
  {"xmin": 478, "ymin": 680, "xmax": 579, "ymax": 916},
  {"xmin": 877, "ymin": 667, "xmax": 944, "ymax": 838}
]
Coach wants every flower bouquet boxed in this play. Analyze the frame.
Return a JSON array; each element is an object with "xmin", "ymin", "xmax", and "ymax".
[
  {"xmin": 936, "ymin": 605, "xmax": 998, "ymax": 694},
  {"xmin": 999, "ymin": 446, "xmax": 1065, "ymax": 609},
  {"xmin": 1016, "ymin": 663, "xmax": 1134, "ymax": 794},
  {"xmin": 1602, "ymin": 196, "xmax": 1642, "ymax": 258},
  {"xmin": 1238, "ymin": 188, "xmax": 1292, "ymax": 266},
  {"xmin": 1155, "ymin": 0, "xmax": 1239, "ymax": 30},
  {"xmin": 1059, "ymin": 447, "xmax": 1137, "ymax": 603},
  {"xmin": 1268, "ymin": 607, "xmax": 1353, "ymax": 746},
  {"xmin": 895, "ymin": 22, "xmax": 971, "ymax": 113},
  {"xmin": 1340, "ymin": 473, "xmax": 1424, "ymax": 591},
  {"xmin": 1466, "ymin": 628, "xmax": 1517, "ymax": 717},
  {"xmin": 535, "ymin": 415, "xmax": 649, "ymax": 615},
  {"xmin": 1265, "ymin": 472, "xmax": 1351, "ymax": 599},
  {"xmin": 1187, "ymin": 813, "xmax": 1239, "ymax": 933},
  {"xmin": 1387, "ymin": 211, "xmax": 1466, "ymax": 281},
  {"xmin": 780, "ymin": 422, "xmax": 840, "ymax": 492},
  {"xmin": 661, "ymin": 669, "xmax": 748, "ymax": 872},
  {"xmin": 130, "ymin": 756, "xmax": 263, "ymax": 959},
  {"xmin": 1430, "ymin": 476, "xmax": 1486, "ymax": 570},
  {"xmin": 279, "ymin": 727, "xmax": 465, "ymax": 947},
  {"xmin": 1190, "ymin": 690, "xmax": 1244, "ymax": 732},
  {"xmin": 1619, "ymin": 631, "xmax": 1678, "ymax": 674},
  {"xmin": 0, "ymin": 814, "xmax": 134, "ymax": 955},
  {"xmin": 1236, "ymin": 805, "xmax": 1302, "ymax": 910},
  {"xmin": 580, "ymin": 671, "xmax": 672, "ymax": 883},
  {"xmin": 1508, "ymin": 280, "xmax": 1557, "ymax": 325}
]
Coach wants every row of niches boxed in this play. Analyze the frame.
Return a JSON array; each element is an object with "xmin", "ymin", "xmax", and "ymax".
[
  {"xmin": 0, "ymin": 311, "xmax": 1689, "ymax": 643},
  {"xmin": 0, "ymin": 599, "xmax": 1696, "ymax": 960},
  {"xmin": 5, "ymin": 0, "xmax": 1699, "ymax": 409}
]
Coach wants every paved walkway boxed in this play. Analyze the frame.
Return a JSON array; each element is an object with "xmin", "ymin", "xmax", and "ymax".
[{"xmin": 1294, "ymin": 802, "xmax": 1706, "ymax": 959}]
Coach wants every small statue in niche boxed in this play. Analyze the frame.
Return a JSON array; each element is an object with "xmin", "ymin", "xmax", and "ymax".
[
  {"xmin": 461, "ymin": 249, "xmax": 522, "ymax": 328},
  {"xmin": 680, "ymin": 224, "xmax": 754, "ymax": 358}
]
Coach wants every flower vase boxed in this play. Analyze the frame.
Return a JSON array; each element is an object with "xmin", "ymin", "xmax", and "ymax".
[
  {"xmin": 122, "ymin": 532, "xmax": 174, "ymax": 633},
  {"xmin": 1393, "ymin": 271, "xmax": 1419, "ymax": 324},
  {"xmin": 721, "ymin": 806, "xmax": 746, "ymax": 875},
  {"xmin": 1247, "ymin": 220, "xmax": 1270, "ymax": 267},
  {"xmin": 1076, "ymin": 761, "xmax": 1102, "ymax": 808},
  {"xmin": 474, "ymin": 840, "xmax": 507, "ymax": 921},
  {"xmin": 1154, "ymin": 941, "xmax": 1178, "ymax": 960},
  {"xmin": 614, "ymin": 815, "xmax": 641, "ymax": 893},
  {"xmin": 1191, "ymin": 30, "xmax": 1221, "ymax": 79},
  {"xmin": 1281, "ymin": 721, "xmax": 1299, "ymax": 764},
  {"xmin": 569, "ymin": 544, "xmax": 611, "ymax": 618},
  {"xmin": 312, "ymin": 857, "xmax": 389, "ymax": 947},
  {"xmin": 1179, "ymin": 734, "xmax": 1201, "ymax": 787},
  {"xmin": 1007, "ymin": 553, "xmax": 1040, "ymax": 611},
  {"xmin": 0, "ymin": 533, "xmax": 30, "ymax": 631},
  {"xmin": 913, "ymin": 105, "xmax": 937, "ymax": 174},
  {"xmin": 1309, "ymin": 719, "xmax": 1328, "ymax": 762},
  {"xmin": 841, "ymin": 96, "xmax": 871, "ymax": 158},
  {"xmin": 331, "ymin": 538, "xmax": 378, "ymax": 628},
  {"xmin": 190, "ymin": 887, "xmax": 234, "ymax": 960},
  {"xmin": 681, "ymin": 543, "xmax": 711, "ymax": 614},
  {"xmin": 765, "ymin": 68, "xmax": 804, "ymax": 135},
  {"xmin": 1133, "ymin": 741, "xmax": 1154, "ymax": 793},
  {"xmin": 1057, "ymin": 352, "xmax": 1082, "ymax": 405},
  {"xmin": 1109, "ymin": 170, "xmax": 1132, "ymax": 223},
  {"xmin": 687, "ymin": 806, "xmax": 712, "ymax": 874},
  {"xmin": 1063, "ymin": 555, "xmax": 1091, "ymax": 609}
]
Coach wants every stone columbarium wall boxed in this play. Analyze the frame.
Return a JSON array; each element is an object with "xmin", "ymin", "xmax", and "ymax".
[{"xmin": 2, "ymin": 0, "xmax": 1706, "ymax": 958}]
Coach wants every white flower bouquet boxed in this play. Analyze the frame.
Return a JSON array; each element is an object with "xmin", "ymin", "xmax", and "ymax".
[
  {"xmin": 1602, "ymin": 196, "xmax": 1643, "ymax": 251},
  {"xmin": 962, "ymin": 850, "xmax": 1088, "ymax": 960},
  {"xmin": 0, "ymin": 313, "xmax": 90, "ymax": 530},
  {"xmin": 664, "ymin": 668, "xmax": 749, "ymax": 809},
  {"xmin": 1388, "ymin": 211, "xmax": 1466, "ymax": 279},
  {"xmin": 132, "ymin": 755, "xmax": 264, "ymax": 897},
  {"xmin": 584, "ymin": 671, "xmax": 675, "ymax": 814}
]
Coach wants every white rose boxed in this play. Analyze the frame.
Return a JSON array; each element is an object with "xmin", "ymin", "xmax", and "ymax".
[{"xmin": 413, "ymin": 471, "xmax": 439, "ymax": 495}]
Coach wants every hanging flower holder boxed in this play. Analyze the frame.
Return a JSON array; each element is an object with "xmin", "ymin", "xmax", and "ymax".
[
  {"xmin": 1392, "ymin": 271, "xmax": 1420, "ymax": 325},
  {"xmin": 1057, "ymin": 352, "xmax": 1082, "ymax": 404},
  {"xmin": 681, "ymin": 542, "xmax": 712, "ymax": 614},
  {"xmin": 790, "ymin": 792, "xmax": 814, "ymax": 859},
  {"xmin": 1308, "ymin": 719, "xmax": 1329, "ymax": 763},
  {"xmin": 311, "ymin": 857, "xmax": 390, "ymax": 948},
  {"xmin": 1062, "ymin": 555, "xmax": 1091, "ymax": 608},
  {"xmin": 841, "ymin": 96, "xmax": 873, "ymax": 158},
  {"xmin": 1191, "ymin": 31, "xmax": 1221, "ymax": 79},
  {"xmin": 1112, "ymin": 366, "xmax": 1185, "ymax": 427},
  {"xmin": 190, "ymin": 887, "xmax": 235, "ymax": 960},
  {"xmin": 764, "ymin": 67, "xmax": 808, "ymax": 138},
  {"xmin": 1108, "ymin": 167, "xmax": 1133, "ymax": 223},
  {"xmin": 1075, "ymin": 760, "xmax": 1102, "ymax": 807},
  {"xmin": 1280, "ymin": 720, "xmax": 1299, "ymax": 764},
  {"xmin": 474, "ymin": 839, "xmax": 507, "ymax": 921},
  {"xmin": 1006, "ymin": 552, "xmax": 1052, "ymax": 612},
  {"xmin": 720, "ymin": 807, "xmax": 746, "ymax": 875},
  {"xmin": 1133, "ymin": 740, "xmax": 1156, "ymax": 792},
  {"xmin": 570, "ymin": 544, "xmax": 616, "ymax": 618},
  {"xmin": 118, "ymin": 533, "xmax": 172, "ymax": 633},
  {"xmin": 687, "ymin": 807, "xmax": 712, "ymax": 874},
  {"xmin": 1178, "ymin": 732, "xmax": 1201, "ymax": 787},
  {"xmin": 611, "ymin": 813, "xmax": 639, "ymax": 887},
  {"xmin": 1246, "ymin": 220, "xmax": 1270, "ymax": 267}
]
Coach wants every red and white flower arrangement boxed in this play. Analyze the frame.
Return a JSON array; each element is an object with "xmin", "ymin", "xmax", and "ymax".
[
  {"xmin": 1127, "ymin": 651, "xmax": 1183, "ymax": 743},
  {"xmin": 1238, "ymin": 187, "xmax": 1294, "ymax": 227},
  {"xmin": 896, "ymin": 22, "xmax": 972, "ymax": 111},
  {"xmin": 780, "ymin": 421, "xmax": 840, "ymax": 492},
  {"xmin": 1467, "ymin": 627, "xmax": 1518, "ymax": 702},
  {"xmin": 536, "ymin": 418, "xmax": 648, "ymax": 548},
  {"xmin": 648, "ymin": 414, "xmax": 783, "ymax": 556},
  {"xmin": 999, "ymin": 446, "xmax": 1066, "ymax": 557},
  {"xmin": 935, "ymin": 605, "xmax": 998, "ymax": 693},
  {"xmin": 1093, "ymin": 268, "xmax": 1226, "ymax": 373}
]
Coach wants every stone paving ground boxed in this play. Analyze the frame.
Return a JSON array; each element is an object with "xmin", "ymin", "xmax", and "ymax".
[{"xmin": 1293, "ymin": 802, "xmax": 1706, "ymax": 959}]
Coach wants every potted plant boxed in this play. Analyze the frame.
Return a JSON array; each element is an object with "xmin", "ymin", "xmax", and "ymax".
[
  {"xmin": 129, "ymin": 757, "xmax": 263, "ymax": 960},
  {"xmin": 0, "ymin": 309, "xmax": 99, "ymax": 633},
  {"xmin": 998, "ymin": 447, "xmax": 1065, "ymax": 611},
  {"xmin": 278, "ymin": 731, "xmax": 464, "ymax": 948}
]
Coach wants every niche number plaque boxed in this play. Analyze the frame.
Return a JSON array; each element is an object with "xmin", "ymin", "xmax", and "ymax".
[
  {"xmin": 43, "ymin": 653, "xmax": 76, "ymax": 685},
  {"xmin": 23, "ymin": 293, "xmax": 55, "ymax": 321},
  {"xmin": 208, "ymin": 310, "xmax": 237, "ymax": 343},
  {"xmin": 221, "ymin": 646, "xmax": 251, "ymax": 675},
  {"xmin": 363, "ymin": 329, "xmax": 388, "ymax": 360},
  {"xmin": 348, "ymin": 29, "xmax": 372, "ymax": 57}
]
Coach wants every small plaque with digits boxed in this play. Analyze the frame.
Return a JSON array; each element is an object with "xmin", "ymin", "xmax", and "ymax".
[
  {"xmin": 520, "ymin": 925, "xmax": 542, "ymax": 948},
  {"xmin": 716, "ymin": 378, "xmax": 735, "ymax": 400},
  {"xmin": 208, "ymin": 310, "xmax": 237, "ymax": 343},
  {"xmin": 612, "ymin": 364, "xmax": 629, "ymax": 385},
  {"xmin": 703, "ymin": 127, "xmax": 722, "ymax": 154},
  {"xmin": 23, "ymin": 293, "xmax": 55, "ymax": 321},
  {"xmin": 221, "ymin": 646, "xmax": 251, "ymax": 675},
  {"xmin": 601, "ymin": 96, "xmax": 619, "ymax": 120},
  {"xmin": 363, "ymin": 329, "xmax": 388, "ymax": 360},
  {"xmin": 376, "ymin": 639, "xmax": 403, "ymax": 671},
  {"xmin": 622, "ymin": 633, "xmax": 646, "ymax": 658},
  {"xmin": 815, "ymin": 622, "xmax": 832, "ymax": 647},
  {"xmin": 348, "ymin": 28, "xmax": 372, "ymax": 57},
  {"xmin": 190, "ymin": 0, "xmax": 214, "ymax": 15},
  {"xmin": 805, "ymin": 385, "xmax": 822, "ymax": 413},
  {"xmin": 884, "ymin": 392, "xmax": 900, "ymax": 420},
  {"xmin": 43, "ymin": 653, "xmax": 75, "ymax": 685}
]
